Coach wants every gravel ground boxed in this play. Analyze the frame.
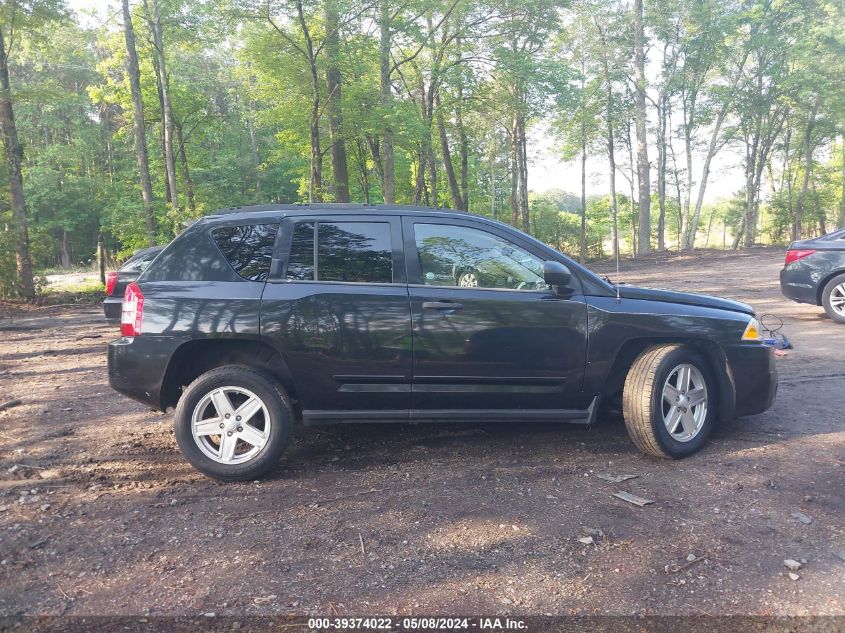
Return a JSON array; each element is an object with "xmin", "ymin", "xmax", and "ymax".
[{"xmin": 0, "ymin": 246, "xmax": 842, "ymax": 617}]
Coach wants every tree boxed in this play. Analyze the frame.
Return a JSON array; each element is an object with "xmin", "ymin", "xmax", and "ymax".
[
  {"xmin": 0, "ymin": 0, "xmax": 64, "ymax": 297},
  {"xmin": 632, "ymin": 0, "xmax": 650, "ymax": 254},
  {"xmin": 122, "ymin": 0, "xmax": 156, "ymax": 245},
  {"xmin": 324, "ymin": 0, "xmax": 350, "ymax": 202},
  {"xmin": 144, "ymin": 0, "xmax": 179, "ymax": 209}
]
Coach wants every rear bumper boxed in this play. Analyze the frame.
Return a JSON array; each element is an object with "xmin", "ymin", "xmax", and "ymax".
[
  {"xmin": 108, "ymin": 336, "xmax": 177, "ymax": 411},
  {"xmin": 103, "ymin": 297, "xmax": 122, "ymax": 320},
  {"xmin": 780, "ymin": 268, "xmax": 817, "ymax": 305},
  {"xmin": 724, "ymin": 344, "xmax": 778, "ymax": 417}
]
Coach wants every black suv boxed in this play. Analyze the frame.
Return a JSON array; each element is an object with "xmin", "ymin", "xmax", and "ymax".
[{"xmin": 108, "ymin": 204, "xmax": 777, "ymax": 481}]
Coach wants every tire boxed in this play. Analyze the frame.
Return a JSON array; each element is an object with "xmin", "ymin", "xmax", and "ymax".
[
  {"xmin": 622, "ymin": 344, "xmax": 716, "ymax": 459},
  {"xmin": 821, "ymin": 274, "xmax": 845, "ymax": 324},
  {"xmin": 174, "ymin": 365, "xmax": 292, "ymax": 481}
]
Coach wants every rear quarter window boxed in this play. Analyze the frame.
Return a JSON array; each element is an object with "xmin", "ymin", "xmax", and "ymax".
[
  {"xmin": 140, "ymin": 225, "xmax": 242, "ymax": 283},
  {"xmin": 212, "ymin": 224, "xmax": 278, "ymax": 281}
]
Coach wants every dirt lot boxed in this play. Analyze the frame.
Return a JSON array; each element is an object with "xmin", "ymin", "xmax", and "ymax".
[{"xmin": 0, "ymin": 246, "xmax": 843, "ymax": 617}]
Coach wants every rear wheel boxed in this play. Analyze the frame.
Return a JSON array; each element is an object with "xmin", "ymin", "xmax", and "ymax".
[
  {"xmin": 174, "ymin": 365, "xmax": 292, "ymax": 481},
  {"xmin": 622, "ymin": 344, "xmax": 715, "ymax": 459},
  {"xmin": 821, "ymin": 274, "xmax": 845, "ymax": 324}
]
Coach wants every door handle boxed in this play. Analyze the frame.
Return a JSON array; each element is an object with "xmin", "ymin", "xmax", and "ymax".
[{"xmin": 422, "ymin": 301, "xmax": 463, "ymax": 311}]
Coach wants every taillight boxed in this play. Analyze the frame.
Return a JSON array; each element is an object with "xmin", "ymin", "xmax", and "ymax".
[
  {"xmin": 120, "ymin": 282, "xmax": 144, "ymax": 337},
  {"xmin": 784, "ymin": 249, "xmax": 816, "ymax": 266},
  {"xmin": 105, "ymin": 271, "xmax": 118, "ymax": 296}
]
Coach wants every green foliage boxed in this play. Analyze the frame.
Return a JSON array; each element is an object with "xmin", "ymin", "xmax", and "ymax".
[{"xmin": 0, "ymin": 0, "xmax": 844, "ymax": 298}]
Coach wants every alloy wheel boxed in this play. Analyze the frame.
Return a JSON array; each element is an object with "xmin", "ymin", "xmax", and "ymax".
[
  {"xmin": 191, "ymin": 386, "xmax": 271, "ymax": 464},
  {"xmin": 830, "ymin": 283, "xmax": 845, "ymax": 316},
  {"xmin": 661, "ymin": 363, "xmax": 708, "ymax": 442}
]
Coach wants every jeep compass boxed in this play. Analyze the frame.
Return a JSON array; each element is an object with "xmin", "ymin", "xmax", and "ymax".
[{"xmin": 108, "ymin": 204, "xmax": 777, "ymax": 481}]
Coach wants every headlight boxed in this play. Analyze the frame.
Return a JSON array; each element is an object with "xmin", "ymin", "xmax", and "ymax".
[{"xmin": 741, "ymin": 317, "xmax": 764, "ymax": 341}]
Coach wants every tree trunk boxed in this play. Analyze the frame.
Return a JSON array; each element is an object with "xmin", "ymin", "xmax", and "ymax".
[
  {"xmin": 379, "ymin": 0, "xmax": 395, "ymax": 203},
  {"xmin": 489, "ymin": 130, "xmax": 497, "ymax": 220},
  {"xmin": 596, "ymin": 25, "xmax": 618, "ymax": 256},
  {"xmin": 510, "ymin": 117, "xmax": 519, "ymax": 226},
  {"xmin": 122, "ymin": 0, "xmax": 156, "ymax": 246},
  {"xmin": 147, "ymin": 0, "xmax": 179, "ymax": 209},
  {"xmin": 294, "ymin": 0, "xmax": 322, "ymax": 202},
  {"xmin": 704, "ymin": 205, "xmax": 715, "ymax": 247},
  {"xmin": 436, "ymin": 97, "xmax": 464, "ymax": 211},
  {"xmin": 60, "ymin": 229, "xmax": 71, "ymax": 268},
  {"xmin": 839, "ymin": 138, "xmax": 845, "ymax": 229},
  {"xmin": 794, "ymin": 99, "xmax": 820, "ymax": 241},
  {"xmin": 685, "ymin": 102, "xmax": 730, "ymax": 250},
  {"xmin": 325, "ymin": 0, "xmax": 349, "ymax": 202},
  {"xmin": 151, "ymin": 55, "xmax": 170, "ymax": 205},
  {"xmin": 246, "ymin": 104, "xmax": 262, "ymax": 199},
  {"xmin": 633, "ymin": 0, "xmax": 651, "ymax": 255},
  {"xmin": 656, "ymin": 95, "xmax": 667, "ymax": 250},
  {"xmin": 682, "ymin": 100, "xmax": 693, "ymax": 249},
  {"xmin": 580, "ymin": 118, "xmax": 587, "ymax": 263},
  {"xmin": 518, "ymin": 115, "xmax": 529, "ymax": 234},
  {"xmin": 457, "ymin": 96, "xmax": 469, "ymax": 211},
  {"xmin": 0, "ymin": 29, "xmax": 35, "ymax": 297},
  {"xmin": 414, "ymin": 148, "xmax": 425, "ymax": 205},
  {"xmin": 174, "ymin": 122, "xmax": 196, "ymax": 215},
  {"xmin": 607, "ymin": 104, "xmax": 618, "ymax": 260}
]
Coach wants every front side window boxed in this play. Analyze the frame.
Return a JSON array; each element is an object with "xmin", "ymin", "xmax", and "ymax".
[
  {"xmin": 414, "ymin": 223, "xmax": 547, "ymax": 291},
  {"xmin": 285, "ymin": 221, "xmax": 393, "ymax": 284},
  {"xmin": 212, "ymin": 223, "xmax": 278, "ymax": 281}
]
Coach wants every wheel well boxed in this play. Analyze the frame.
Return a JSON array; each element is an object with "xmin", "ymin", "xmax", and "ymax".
[
  {"xmin": 603, "ymin": 337, "xmax": 735, "ymax": 421},
  {"xmin": 816, "ymin": 269, "xmax": 845, "ymax": 305},
  {"xmin": 160, "ymin": 339, "xmax": 300, "ymax": 415}
]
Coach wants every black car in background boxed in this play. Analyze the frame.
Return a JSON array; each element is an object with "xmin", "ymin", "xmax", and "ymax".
[
  {"xmin": 780, "ymin": 227, "xmax": 845, "ymax": 323},
  {"xmin": 103, "ymin": 246, "xmax": 164, "ymax": 320},
  {"xmin": 108, "ymin": 204, "xmax": 777, "ymax": 481}
]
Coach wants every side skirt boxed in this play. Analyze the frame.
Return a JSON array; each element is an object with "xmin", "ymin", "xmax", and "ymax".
[{"xmin": 302, "ymin": 396, "xmax": 599, "ymax": 427}]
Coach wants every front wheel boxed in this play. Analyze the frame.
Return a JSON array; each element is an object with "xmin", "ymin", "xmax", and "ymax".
[
  {"xmin": 174, "ymin": 365, "xmax": 292, "ymax": 481},
  {"xmin": 622, "ymin": 344, "xmax": 715, "ymax": 459},
  {"xmin": 821, "ymin": 274, "xmax": 845, "ymax": 324}
]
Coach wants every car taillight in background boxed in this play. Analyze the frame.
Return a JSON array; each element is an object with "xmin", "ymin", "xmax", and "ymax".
[
  {"xmin": 120, "ymin": 282, "xmax": 144, "ymax": 337},
  {"xmin": 784, "ymin": 249, "xmax": 816, "ymax": 266},
  {"xmin": 105, "ymin": 271, "xmax": 119, "ymax": 296}
]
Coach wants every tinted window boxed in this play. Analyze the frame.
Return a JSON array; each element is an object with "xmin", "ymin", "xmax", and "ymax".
[
  {"xmin": 285, "ymin": 221, "xmax": 393, "ymax": 284},
  {"xmin": 120, "ymin": 250, "xmax": 161, "ymax": 273},
  {"xmin": 414, "ymin": 223, "xmax": 547, "ymax": 291},
  {"xmin": 318, "ymin": 222, "xmax": 392, "ymax": 283},
  {"xmin": 212, "ymin": 224, "xmax": 277, "ymax": 281},
  {"xmin": 286, "ymin": 222, "xmax": 316, "ymax": 280}
]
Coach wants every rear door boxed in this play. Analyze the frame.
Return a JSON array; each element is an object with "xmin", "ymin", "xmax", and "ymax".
[
  {"xmin": 261, "ymin": 215, "xmax": 412, "ymax": 423},
  {"xmin": 404, "ymin": 216, "xmax": 589, "ymax": 415}
]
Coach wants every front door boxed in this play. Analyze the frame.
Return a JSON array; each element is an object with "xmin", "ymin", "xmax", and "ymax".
[
  {"xmin": 404, "ymin": 217, "xmax": 589, "ymax": 415},
  {"xmin": 261, "ymin": 215, "xmax": 411, "ymax": 423}
]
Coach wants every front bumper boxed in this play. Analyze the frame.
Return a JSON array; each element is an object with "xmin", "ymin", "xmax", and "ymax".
[{"xmin": 724, "ymin": 344, "xmax": 778, "ymax": 417}]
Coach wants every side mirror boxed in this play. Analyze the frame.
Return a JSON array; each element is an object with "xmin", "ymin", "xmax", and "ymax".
[{"xmin": 543, "ymin": 260, "xmax": 573, "ymax": 288}]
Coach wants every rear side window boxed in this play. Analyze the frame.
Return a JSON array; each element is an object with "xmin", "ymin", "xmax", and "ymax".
[
  {"xmin": 285, "ymin": 221, "xmax": 393, "ymax": 283},
  {"xmin": 120, "ymin": 250, "xmax": 161, "ymax": 273},
  {"xmin": 212, "ymin": 224, "xmax": 278, "ymax": 281}
]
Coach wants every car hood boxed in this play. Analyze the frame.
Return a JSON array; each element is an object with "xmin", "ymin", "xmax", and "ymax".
[{"xmin": 615, "ymin": 285, "xmax": 755, "ymax": 316}]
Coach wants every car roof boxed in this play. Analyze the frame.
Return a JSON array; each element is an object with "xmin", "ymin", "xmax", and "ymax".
[{"xmin": 201, "ymin": 203, "xmax": 470, "ymax": 222}]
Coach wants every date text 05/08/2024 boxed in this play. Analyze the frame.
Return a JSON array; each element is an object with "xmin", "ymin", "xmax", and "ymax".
[{"xmin": 307, "ymin": 617, "xmax": 527, "ymax": 631}]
